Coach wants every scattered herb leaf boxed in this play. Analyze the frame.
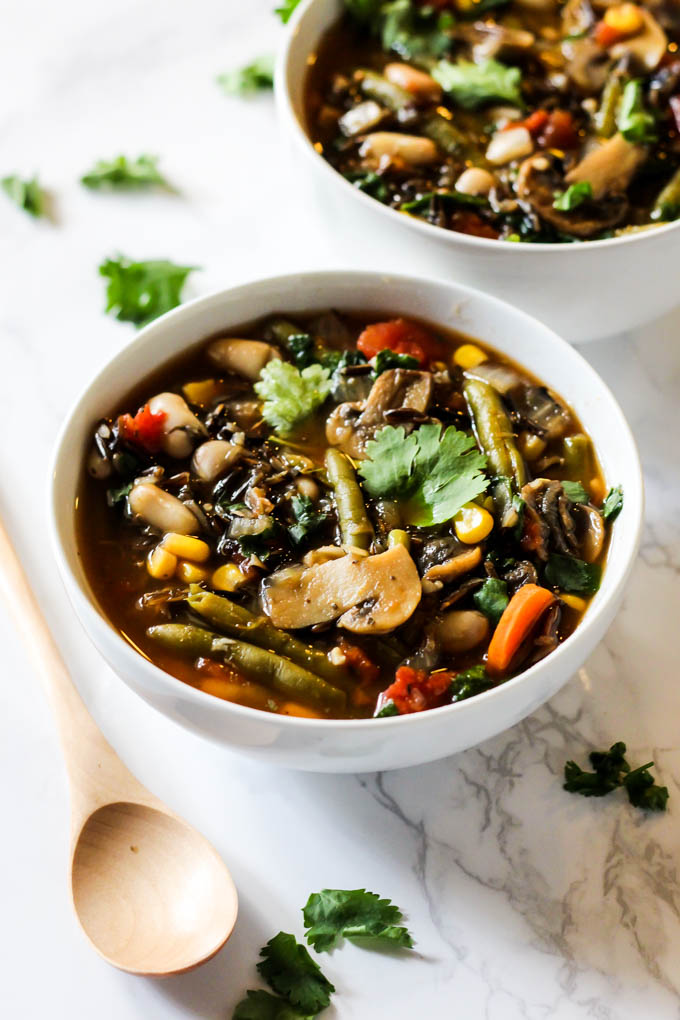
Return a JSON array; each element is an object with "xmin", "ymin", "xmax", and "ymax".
[
  {"xmin": 1, "ymin": 174, "xmax": 45, "ymax": 217},
  {"xmin": 257, "ymin": 933, "xmax": 335, "ymax": 1014},
  {"xmin": 545, "ymin": 553, "xmax": 601, "ymax": 594},
  {"xmin": 400, "ymin": 190, "xmax": 487, "ymax": 213},
  {"xmin": 254, "ymin": 361, "xmax": 332, "ymax": 436},
  {"xmin": 601, "ymin": 485, "xmax": 623, "ymax": 522},
  {"xmin": 432, "ymin": 58, "xmax": 522, "ymax": 109},
  {"xmin": 564, "ymin": 741, "xmax": 669, "ymax": 811},
  {"xmin": 473, "ymin": 578, "xmax": 509, "ymax": 625},
  {"xmin": 449, "ymin": 665, "xmax": 494, "ymax": 704},
  {"xmin": 81, "ymin": 154, "xmax": 169, "ymax": 190},
  {"xmin": 553, "ymin": 181, "xmax": 592, "ymax": 212},
  {"xmin": 617, "ymin": 80, "xmax": 657, "ymax": 144},
  {"xmin": 288, "ymin": 495, "xmax": 328, "ymax": 546},
  {"xmin": 343, "ymin": 170, "xmax": 390, "ymax": 202},
  {"xmin": 359, "ymin": 424, "xmax": 489, "ymax": 527},
  {"xmin": 623, "ymin": 763, "xmax": 670, "ymax": 811},
  {"xmin": 106, "ymin": 480, "xmax": 133, "ymax": 507},
  {"xmin": 303, "ymin": 889, "xmax": 414, "ymax": 952},
  {"xmin": 375, "ymin": 700, "xmax": 399, "ymax": 717},
  {"xmin": 275, "ymin": 0, "xmax": 302, "ymax": 23},
  {"xmin": 373, "ymin": 348, "xmax": 419, "ymax": 376},
  {"xmin": 99, "ymin": 256, "xmax": 197, "ymax": 327},
  {"xmin": 218, "ymin": 54, "xmax": 275, "ymax": 95},
  {"xmin": 233, "ymin": 989, "xmax": 312, "ymax": 1020},
  {"xmin": 561, "ymin": 480, "xmax": 589, "ymax": 504}
]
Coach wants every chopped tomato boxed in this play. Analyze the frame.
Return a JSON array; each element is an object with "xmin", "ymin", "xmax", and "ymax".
[
  {"xmin": 504, "ymin": 109, "xmax": 549, "ymax": 137},
  {"xmin": 380, "ymin": 665, "xmax": 453, "ymax": 714},
  {"xmin": 117, "ymin": 402, "xmax": 167, "ymax": 452},
  {"xmin": 594, "ymin": 20, "xmax": 625, "ymax": 48},
  {"xmin": 454, "ymin": 211, "xmax": 499, "ymax": 240},
  {"xmin": 538, "ymin": 110, "xmax": 579, "ymax": 151},
  {"xmin": 337, "ymin": 637, "xmax": 380, "ymax": 686},
  {"xmin": 357, "ymin": 318, "xmax": 443, "ymax": 367}
]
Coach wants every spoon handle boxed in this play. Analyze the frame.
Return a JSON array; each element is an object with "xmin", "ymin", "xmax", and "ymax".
[{"xmin": 0, "ymin": 514, "xmax": 148, "ymax": 832}]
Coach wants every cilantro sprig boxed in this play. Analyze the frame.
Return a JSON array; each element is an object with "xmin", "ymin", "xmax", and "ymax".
[
  {"xmin": 218, "ymin": 55, "xmax": 275, "ymax": 95},
  {"xmin": 257, "ymin": 934, "xmax": 334, "ymax": 1014},
  {"xmin": 433, "ymin": 58, "xmax": 522, "ymax": 109},
  {"xmin": 275, "ymin": 0, "xmax": 302, "ymax": 23},
  {"xmin": 564, "ymin": 742, "xmax": 669, "ymax": 811},
  {"xmin": 303, "ymin": 888, "xmax": 414, "ymax": 952},
  {"xmin": 254, "ymin": 361, "xmax": 332, "ymax": 435},
  {"xmin": 601, "ymin": 485, "xmax": 623, "ymax": 522},
  {"xmin": 288, "ymin": 495, "xmax": 328, "ymax": 546},
  {"xmin": 99, "ymin": 255, "xmax": 197, "ymax": 327},
  {"xmin": 81, "ymin": 154, "xmax": 170, "ymax": 190},
  {"xmin": 359, "ymin": 424, "xmax": 488, "ymax": 527},
  {"xmin": 2, "ymin": 174, "xmax": 46, "ymax": 217}
]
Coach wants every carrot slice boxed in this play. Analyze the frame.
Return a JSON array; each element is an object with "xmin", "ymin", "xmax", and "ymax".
[{"xmin": 486, "ymin": 584, "xmax": 556, "ymax": 676}]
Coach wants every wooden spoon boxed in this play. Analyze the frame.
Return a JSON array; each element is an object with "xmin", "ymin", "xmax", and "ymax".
[{"xmin": 0, "ymin": 516, "xmax": 238, "ymax": 975}]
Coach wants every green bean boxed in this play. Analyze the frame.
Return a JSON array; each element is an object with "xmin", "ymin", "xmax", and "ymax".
[
  {"xmin": 387, "ymin": 529, "xmax": 410, "ymax": 550},
  {"xmin": 264, "ymin": 317, "xmax": 304, "ymax": 344},
  {"xmin": 651, "ymin": 166, "xmax": 680, "ymax": 222},
  {"xmin": 147, "ymin": 623, "xmax": 346, "ymax": 712},
  {"xmin": 186, "ymin": 587, "xmax": 352, "ymax": 689},
  {"xmin": 464, "ymin": 377, "xmax": 527, "ymax": 528},
  {"xmin": 357, "ymin": 69, "xmax": 413, "ymax": 112},
  {"xmin": 421, "ymin": 112, "xmax": 468, "ymax": 158},
  {"xmin": 595, "ymin": 72, "xmax": 625, "ymax": 138},
  {"xmin": 563, "ymin": 433, "xmax": 594, "ymax": 483},
  {"xmin": 325, "ymin": 448, "xmax": 374, "ymax": 549}
]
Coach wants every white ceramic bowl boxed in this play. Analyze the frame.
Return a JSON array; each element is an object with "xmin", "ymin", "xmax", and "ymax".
[
  {"xmin": 275, "ymin": 0, "xmax": 680, "ymax": 343},
  {"xmin": 50, "ymin": 270, "xmax": 643, "ymax": 772}
]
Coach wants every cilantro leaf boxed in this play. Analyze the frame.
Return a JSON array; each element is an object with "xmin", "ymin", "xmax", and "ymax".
[
  {"xmin": 561, "ymin": 480, "xmax": 589, "ymax": 503},
  {"xmin": 373, "ymin": 349, "xmax": 419, "ymax": 376},
  {"xmin": 449, "ymin": 665, "xmax": 494, "ymax": 703},
  {"xmin": 400, "ymin": 190, "xmax": 487, "ymax": 214},
  {"xmin": 617, "ymin": 80, "xmax": 657, "ymax": 144},
  {"xmin": 473, "ymin": 578, "xmax": 508, "ymax": 625},
  {"xmin": 81, "ymin": 154, "xmax": 169, "ymax": 190},
  {"xmin": 257, "ymin": 933, "xmax": 334, "ymax": 1013},
  {"xmin": 303, "ymin": 888, "xmax": 414, "ymax": 952},
  {"xmin": 233, "ymin": 989, "xmax": 312, "ymax": 1020},
  {"xmin": 99, "ymin": 256, "xmax": 197, "ymax": 327},
  {"xmin": 433, "ymin": 58, "xmax": 522, "ymax": 109},
  {"xmin": 1, "ymin": 174, "xmax": 46, "ymax": 216},
  {"xmin": 553, "ymin": 182, "xmax": 592, "ymax": 212},
  {"xmin": 275, "ymin": 0, "xmax": 302, "ymax": 23},
  {"xmin": 288, "ymin": 495, "xmax": 328, "ymax": 546},
  {"xmin": 254, "ymin": 361, "xmax": 332, "ymax": 436},
  {"xmin": 218, "ymin": 54, "xmax": 275, "ymax": 95},
  {"xmin": 285, "ymin": 333, "xmax": 316, "ymax": 369},
  {"xmin": 545, "ymin": 554, "xmax": 601, "ymax": 594},
  {"xmin": 343, "ymin": 169, "xmax": 390, "ymax": 202},
  {"xmin": 601, "ymin": 485, "xmax": 623, "ymax": 522},
  {"xmin": 375, "ymin": 700, "xmax": 399, "ymax": 717},
  {"xmin": 623, "ymin": 764, "xmax": 669, "ymax": 811},
  {"xmin": 359, "ymin": 424, "xmax": 488, "ymax": 527},
  {"xmin": 564, "ymin": 741, "xmax": 629, "ymax": 797},
  {"xmin": 379, "ymin": 0, "xmax": 453, "ymax": 61},
  {"xmin": 106, "ymin": 480, "xmax": 133, "ymax": 507}
]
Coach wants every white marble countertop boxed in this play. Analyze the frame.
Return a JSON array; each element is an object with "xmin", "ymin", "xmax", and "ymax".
[{"xmin": 2, "ymin": 1, "xmax": 680, "ymax": 1017}]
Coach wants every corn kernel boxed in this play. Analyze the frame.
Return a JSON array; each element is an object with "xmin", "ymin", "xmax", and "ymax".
[
  {"xmin": 146, "ymin": 546, "xmax": 178, "ymax": 580},
  {"xmin": 604, "ymin": 3, "xmax": 644, "ymax": 36},
  {"xmin": 182, "ymin": 379, "xmax": 222, "ymax": 406},
  {"xmin": 453, "ymin": 502, "xmax": 494, "ymax": 544},
  {"xmin": 176, "ymin": 560, "xmax": 211, "ymax": 583},
  {"xmin": 211, "ymin": 563, "xmax": 246, "ymax": 592},
  {"xmin": 161, "ymin": 532, "xmax": 211, "ymax": 563},
  {"xmin": 454, "ymin": 343, "xmax": 488, "ymax": 370},
  {"xmin": 560, "ymin": 593, "xmax": 588, "ymax": 613}
]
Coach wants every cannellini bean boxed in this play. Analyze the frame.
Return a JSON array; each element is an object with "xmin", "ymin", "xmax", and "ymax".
[
  {"xmin": 359, "ymin": 132, "xmax": 439, "ymax": 167},
  {"xmin": 147, "ymin": 392, "xmax": 206, "ymax": 458},
  {"xmin": 129, "ymin": 482, "xmax": 199, "ymax": 535},
  {"xmin": 455, "ymin": 167, "xmax": 496, "ymax": 196},
  {"xmin": 87, "ymin": 448, "xmax": 112, "ymax": 480},
  {"xmin": 295, "ymin": 477, "xmax": 320, "ymax": 501},
  {"xmin": 384, "ymin": 63, "xmax": 442, "ymax": 102},
  {"xmin": 486, "ymin": 126, "xmax": 533, "ymax": 166},
  {"xmin": 207, "ymin": 338, "xmax": 281, "ymax": 381},
  {"xmin": 338, "ymin": 100, "xmax": 385, "ymax": 137},
  {"xmin": 435, "ymin": 610, "xmax": 489, "ymax": 654},
  {"xmin": 191, "ymin": 439, "xmax": 243, "ymax": 482}
]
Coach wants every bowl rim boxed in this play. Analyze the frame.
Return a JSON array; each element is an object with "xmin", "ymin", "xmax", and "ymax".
[
  {"xmin": 275, "ymin": 0, "xmax": 680, "ymax": 256},
  {"xmin": 49, "ymin": 269, "xmax": 644, "ymax": 733}
]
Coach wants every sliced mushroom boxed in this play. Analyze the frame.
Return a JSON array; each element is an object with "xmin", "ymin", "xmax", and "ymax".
[
  {"xmin": 434, "ymin": 609, "xmax": 489, "ymax": 654},
  {"xmin": 610, "ymin": 8, "xmax": 667, "ymax": 72},
  {"xmin": 575, "ymin": 503, "xmax": 606, "ymax": 562},
  {"xmin": 565, "ymin": 132, "xmax": 647, "ymax": 198},
  {"xmin": 326, "ymin": 368, "xmax": 433, "ymax": 458},
  {"xmin": 261, "ymin": 545, "xmax": 421, "ymax": 634},
  {"xmin": 516, "ymin": 151, "xmax": 629, "ymax": 236},
  {"xmin": 191, "ymin": 439, "xmax": 243, "ymax": 482},
  {"xmin": 562, "ymin": 36, "xmax": 613, "ymax": 93},
  {"xmin": 422, "ymin": 545, "xmax": 483, "ymax": 585},
  {"xmin": 207, "ymin": 338, "xmax": 282, "ymax": 381},
  {"xmin": 147, "ymin": 392, "xmax": 207, "ymax": 458}
]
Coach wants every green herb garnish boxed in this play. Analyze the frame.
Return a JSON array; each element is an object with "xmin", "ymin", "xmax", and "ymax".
[
  {"xmin": 254, "ymin": 362, "xmax": 332, "ymax": 436},
  {"xmin": 617, "ymin": 80, "xmax": 657, "ymax": 144},
  {"xmin": 553, "ymin": 182, "xmax": 592, "ymax": 212},
  {"xmin": 400, "ymin": 190, "xmax": 487, "ymax": 213},
  {"xmin": 545, "ymin": 554, "xmax": 601, "ymax": 594},
  {"xmin": 564, "ymin": 741, "xmax": 668, "ymax": 811},
  {"xmin": 275, "ymin": 0, "xmax": 302, "ymax": 23},
  {"xmin": 375, "ymin": 700, "xmax": 399, "ymax": 717},
  {"xmin": 81, "ymin": 154, "xmax": 169, "ymax": 190},
  {"xmin": 372, "ymin": 349, "xmax": 419, "ymax": 376},
  {"xmin": 473, "ymin": 578, "xmax": 509, "ymax": 625},
  {"xmin": 99, "ymin": 256, "xmax": 197, "ymax": 327},
  {"xmin": 449, "ymin": 665, "xmax": 495, "ymax": 703},
  {"xmin": 342, "ymin": 170, "xmax": 390, "ymax": 202},
  {"xmin": 106, "ymin": 480, "xmax": 133, "ymax": 507},
  {"xmin": 233, "ymin": 989, "xmax": 311, "ymax": 1019},
  {"xmin": 359, "ymin": 424, "xmax": 488, "ymax": 527},
  {"xmin": 303, "ymin": 889, "xmax": 414, "ymax": 952},
  {"xmin": 432, "ymin": 58, "xmax": 522, "ymax": 109},
  {"xmin": 218, "ymin": 54, "xmax": 275, "ymax": 95},
  {"xmin": 561, "ymin": 480, "xmax": 589, "ymax": 503},
  {"xmin": 1, "ymin": 174, "xmax": 46, "ymax": 216},
  {"xmin": 257, "ymin": 933, "xmax": 335, "ymax": 1014},
  {"xmin": 288, "ymin": 495, "xmax": 327, "ymax": 546},
  {"xmin": 601, "ymin": 485, "xmax": 623, "ymax": 522}
]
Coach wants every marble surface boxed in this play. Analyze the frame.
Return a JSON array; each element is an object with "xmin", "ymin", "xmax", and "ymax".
[{"xmin": 2, "ymin": 1, "xmax": 680, "ymax": 1016}]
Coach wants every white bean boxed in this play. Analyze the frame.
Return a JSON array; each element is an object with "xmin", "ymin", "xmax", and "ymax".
[
  {"xmin": 147, "ymin": 392, "xmax": 206, "ymax": 458},
  {"xmin": 191, "ymin": 439, "xmax": 243, "ymax": 482},
  {"xmin": 295, "ymin": 476, "xmax": 320, "ymax": 502},
  {"xmin": 359, "ymin": 132, "xmax": 439, "ymax": 167},
  {"xmin": 455, "ymin": 167, "xmax": 496, "ymax": 197},
  {"xmin": 384, "ymin": 63, "xmax": 442, "ymax": 103},
  {"xmin": 87, "ymin": 448, "xmax": 112, "ymax": 480},
  {"xmin": 128, "ymin": 483, "xmax": 199, "ymax": 534},
  {"xmin": 486, "ymin": 126, "xmax": 533, "ymax": 167},
  {"xmin": 435, "ymin": 610, "xmax": 489, "ymax": 654},
  {"xmin": 207, "ymin": 338, "xmax": 281, "ymax": 381}
]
